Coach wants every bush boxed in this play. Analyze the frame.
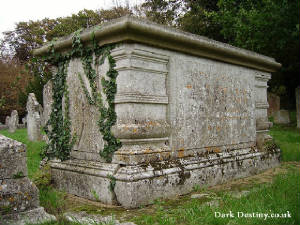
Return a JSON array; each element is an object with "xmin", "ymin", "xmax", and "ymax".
[{"xmin": 32, "ymin": 164, "xmax": 52, "ymax": 189}]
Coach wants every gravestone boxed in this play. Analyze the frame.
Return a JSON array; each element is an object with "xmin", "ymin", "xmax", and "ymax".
[
  {"xmin": 273, "ymin": 110, "xmax": 290, "ymax": 124},
  {"xmin": 0, "ymin": 134, "xmax": 55, "ymax": 224},
  {"xmin": 5, "ymin": 116, "xmax": 10, "ymax": 126},
  {"xmin": 296, "ymin": 87, "xmax": 300, "ymax": 128},
  {"xmin": 22, "ymin": 117, "xmax": 27, "ymax": 126},
  {"xmin": 42, "ymin": 80, "xmax": 53, "ymax": 127},
  {"xmin": 33, "ymin": 16, "xmax": 281, "ymax": 208},
  {"xmin": 267, "ymin": 92, "xmax": 280, "ymax": 116},
  {"xmin": 26, "ymin": 93, "xmax": 42, "ymax": 141},
  {"xmin": 8, "ymin": 110, "xmax": 18, "ymax": 133}
]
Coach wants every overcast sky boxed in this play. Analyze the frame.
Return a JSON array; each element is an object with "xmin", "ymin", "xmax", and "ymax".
[{"xmin": 0, "ymin": 0, "xmax": 143, "ymax": 40}]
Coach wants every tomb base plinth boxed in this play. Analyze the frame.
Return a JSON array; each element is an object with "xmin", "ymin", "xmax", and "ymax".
[{"xmin": 50, "ymin": 147, "xmax": 280, "ymax": 208}]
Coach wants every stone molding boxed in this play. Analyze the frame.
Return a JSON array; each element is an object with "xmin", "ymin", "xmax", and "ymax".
[
  {"xmin": 33, "ymin": 16, "xmax": 281, "ymax": 72},
  {"xmin": 114, "ymin": 93, "xmax": 168, "ymax": 104},
  {"xmin": 111, "ymin": 44, "xmax": 171, "ymax": 165},
  {"xmin": 255, "ymin": 102, "xmax": 269, "ymax": 109}
]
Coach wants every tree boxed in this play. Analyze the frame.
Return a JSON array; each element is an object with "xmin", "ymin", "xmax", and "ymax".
[
  {"xmin": 140, "ymin": 0, "xmax": 183, "ymax": 25},
  {"xmin": 215, "ymin": 0, "xmax": 299, "ymax": 108},
  {"xmin": 0, "ymin": 7, "xmax": 132, "ymax": 114},
  {"xmin": 0, "ymin": 58, "xmax": 31, "ymax": 122},
  {"xmin": 178, "ymin": 0, "xmax": 224, "ymax": 41}
]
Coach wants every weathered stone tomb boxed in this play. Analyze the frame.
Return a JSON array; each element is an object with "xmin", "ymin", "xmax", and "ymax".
[{"xmin": 34, "ymin": 16, "xmax": 281, "ymax": 208}]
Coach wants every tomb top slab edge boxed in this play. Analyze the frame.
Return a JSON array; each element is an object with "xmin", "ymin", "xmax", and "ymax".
[{"xmin": 33, "ymin": 16, "xmax": 280, "ymax": 73}]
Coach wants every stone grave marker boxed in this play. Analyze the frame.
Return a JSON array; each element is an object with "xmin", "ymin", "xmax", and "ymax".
[
  {"xmin": 267, "ymin": 92, "xmax": 280, "ymax": 116},
  {"xmin": 5, "ymin": 116, "xmax": 10, "ymax": 126},
  {"xmin": 22, "ymin": 117, "xmax": 27, "ymax": 126},
  {"xmin": 8, "ymin": 110, "xmax": 18, "ymax": 133},
  {"xmin": 273, "ymin": 110, "xmax": 290, "ymax": 124},
  {"xmin": 0, "ymin": 134, "xmax": 55, "ymax": 224},
  {"xmin": 42, "ymin": 80, "xmax": 53, "ymax": 127},
  {"xmin": 296, "ymin": 87, "xmax": 300, "ymax": 128},
  {"xmin": 26, "ymin": 93, "xmax": 42, "ymax": 141}
]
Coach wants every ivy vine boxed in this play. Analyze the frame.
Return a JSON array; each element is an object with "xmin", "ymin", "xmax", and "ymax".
[{"xmin": 40, "ymin": 29, "xmax": 121, "ymax": 162}]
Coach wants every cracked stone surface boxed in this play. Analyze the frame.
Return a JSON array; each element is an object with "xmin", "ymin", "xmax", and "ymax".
[
  {"xmin": 2, "ymin": 207, "xmax": 56, "ymax": 225},
  {"xmin": 0, "ymin": 135, "xmax": 56, "ymax": 224},
  {"xmin": 64, "ymin": 211, "xmax": 136, "ymax": 225}
]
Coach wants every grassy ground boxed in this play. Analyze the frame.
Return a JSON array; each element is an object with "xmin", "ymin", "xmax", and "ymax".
[
  {"xmin": 131, "ymin": 164, "xmax": 300, "ymax": 225},
  {"xmin": 1, "ymin": 119, "xmax": 299, "ymax": 225},
  {"xmin": 269, "ymin": 124, "xmax": 300, "ymax": 161}
]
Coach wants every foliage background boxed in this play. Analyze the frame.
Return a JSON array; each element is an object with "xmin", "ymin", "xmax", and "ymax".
[{"xmin": 0, "ymin": 0, "xmax": 299, "ymax": 123}]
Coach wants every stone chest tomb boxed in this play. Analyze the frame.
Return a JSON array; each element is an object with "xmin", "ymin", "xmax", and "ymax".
[{"xmin": 34, "ymin": 16, "xmax": 281, "ymax": 208}]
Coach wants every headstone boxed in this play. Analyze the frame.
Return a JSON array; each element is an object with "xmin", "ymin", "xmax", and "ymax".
[
  {"xmin": 5, "ymin": 116, "xmax": 10, "ymax": 126},
  {"xmin": 273, "ymin": 110, "xmax": 290, "ymax": 124},
  {"xmin": 8, "ymin": 110, "xmax": 18, "ymax": 133},
  {"xmin": 33, "ymin": 16, "xmax": 281, "ymax": 208},
  {"xmin": 22, "ymin": 117, "xmax": 27, "ymax": 125},
  {"xmin": 296, "ymin": 87, "xmax": 300, "ymax": 128},
  {"xmin": 267, "ymin": 92, "xmax": 280, "ymax": 116},
  {"xmin": 42, "ymin": 80, "xmax": 53, "ymax": 127},
  {"xmin": 26, "ymin": 93, "xmax": 42, "ymax": 141},
  {"xmin": 0, "ymin": 134, "xmax": 56, "ymax": 224}
]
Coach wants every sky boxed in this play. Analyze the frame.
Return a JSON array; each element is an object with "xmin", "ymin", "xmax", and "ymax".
[{"xmin": 0, "ymin": 0, "xmax": 143, "ymax": 40}]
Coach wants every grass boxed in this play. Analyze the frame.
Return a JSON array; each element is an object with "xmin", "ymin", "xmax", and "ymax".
[
  {"xmin": 1, "ymin": 119, "xmax": 300, "ymax": 225},
  {"xmin": 269, "ymin": 125, "xmax": 300, "ymax": 161},
  {"xmin": 269, "ymin": 111, "xmax": 300, "ymax": 162},
  {"xmin": 132, "ymin": 165, "xmax": 300, "ymax": 225}
]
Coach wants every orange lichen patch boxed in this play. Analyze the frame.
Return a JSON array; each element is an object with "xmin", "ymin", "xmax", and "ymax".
[
  {"xmin": 8, "ymin": 197, "xmax": 15, "ymax": 202},
  {"xmin": 178, "ymin": 148, "xmax": 185, "ymax": 158},
  {"xmin": 115, "ymin": 154, "xmax": 129, "ymax": 163},
  {"xmin": 144, "ymin": 148, "xmax": 152, "ymax": 154},
  {"xmin": 146, "ymin": 121, "xmax": 156, "ymax": 126},
  {"xmin": 165, "ymin": 152, "xmax": 171, "ymax": 158},
  {"xmin": 186, "ymin": 84, "xmax": 192, "ymax": 89},
  {"xmin": 205, "ymin": 147, "xmax": 213, "ymax": 153},
  {"xmin": 213, "ymin": 147, "xmax": 221, "ymax": 153},
  {"xmin": 158, "ymin": 153, "xmax": 163, "ymax": 161}
]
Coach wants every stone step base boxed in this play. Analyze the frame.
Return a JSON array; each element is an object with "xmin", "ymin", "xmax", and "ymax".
[
  {"xmin": 50, "ymin": 148, "xmax": 280, "ymax": 208},
  {"xmin": 2, "ymin": 207, "xmax": 56, "ymax": 225},
  {"xmin": 0, "ymin": 177, "xmax": 39, "ymax": 214}
]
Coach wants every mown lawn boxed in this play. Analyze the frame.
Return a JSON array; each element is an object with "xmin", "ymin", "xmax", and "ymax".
[{"xmin": 1, "ymin": 120, "xmax": 299, "ymax": 225}]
